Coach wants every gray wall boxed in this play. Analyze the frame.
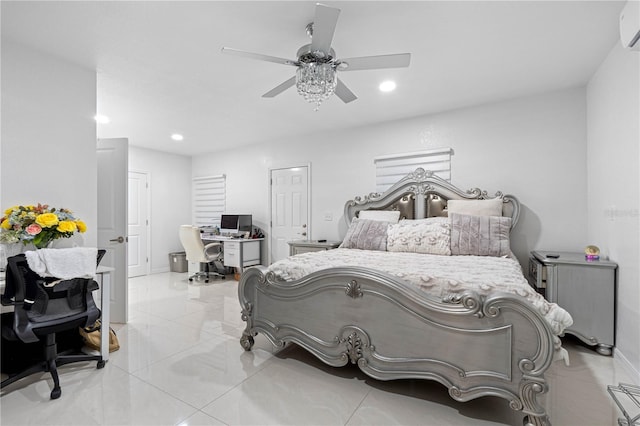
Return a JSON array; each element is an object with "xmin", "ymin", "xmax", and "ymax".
[
  {"xmin": 129, "ymin": 146, "xmax": 192, "ymax": 273},
  {"xmin": 192, "ymin": 87, "xmax": 588, "ymax": 268},
  {"xmin": 587, "ymin": 41, "xmax": 640, "ymax": 378},
  {"xmin": 1, "ymin": 39, "xmax": 97, "ymax": 247}
]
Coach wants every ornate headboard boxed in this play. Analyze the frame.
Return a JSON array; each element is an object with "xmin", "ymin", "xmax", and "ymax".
[{"xmin": 344, "ymin": 168, "xmax": 520, "ymax": 230}]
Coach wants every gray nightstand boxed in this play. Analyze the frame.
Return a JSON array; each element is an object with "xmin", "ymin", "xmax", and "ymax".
[
  {"xmin": 528, "ymin": 250, "xmax": 617, "ymax": 355},
  {"xmin": 288, "ymin": 240, "xmax": 341, "ymax": 256}
]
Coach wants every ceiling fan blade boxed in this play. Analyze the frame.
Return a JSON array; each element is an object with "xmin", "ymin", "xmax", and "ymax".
[
  {"xmin": 309, "ymin": 4, "xmax": 341, "ymax": 56},
  {"xmin": 221, "ymin": 47, "xmax": 298, "ymax": 66},
  {"xmin": 335, "ymin": 79, "xmax": 357, "ymax": 104},
  {"xmin": 262, "ymin": 76, "xmax": 296, "ymax": 98},
  {"xmin": 338, "ymin": 53, "xmax": 411, "ymax": 71}
]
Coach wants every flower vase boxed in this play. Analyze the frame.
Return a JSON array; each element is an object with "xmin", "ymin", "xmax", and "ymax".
[{"xmin": 34, "ymin": 238, "xmax": 62, "ymax": 249}]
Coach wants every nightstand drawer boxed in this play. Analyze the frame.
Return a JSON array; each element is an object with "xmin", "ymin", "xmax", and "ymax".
[{"xmin": 528, "ymin": 257, "xmax": 546, "ymax": 289}]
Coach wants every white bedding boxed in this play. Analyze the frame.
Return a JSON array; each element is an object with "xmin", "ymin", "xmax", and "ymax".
[{"xmin": 267, "ymin": 248, "xmax": 573, "ymax": 336}]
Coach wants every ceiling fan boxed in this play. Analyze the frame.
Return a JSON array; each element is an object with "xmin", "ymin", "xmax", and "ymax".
[{"xmin": 221, "ymin": 3, "xmax": 411, "ymax": 110}]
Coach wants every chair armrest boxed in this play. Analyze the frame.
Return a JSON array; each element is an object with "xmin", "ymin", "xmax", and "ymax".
[{"xmin": 204, "ymin": 242, "xmax": 222, "ymax": 258}]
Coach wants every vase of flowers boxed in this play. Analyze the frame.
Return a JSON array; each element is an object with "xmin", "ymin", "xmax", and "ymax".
[{"xmin": 0, "ymin": 204, "xmax": 87, "ymax": 249}]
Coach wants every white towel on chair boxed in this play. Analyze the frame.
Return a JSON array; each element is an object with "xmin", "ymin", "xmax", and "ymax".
[{"xmin": 25, "ymin": 247, "xmax": 98, "ymax": 279}]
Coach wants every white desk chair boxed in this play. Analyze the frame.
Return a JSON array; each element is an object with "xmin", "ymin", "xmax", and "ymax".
[{"xmin": 178, "ymin": 225, "xmax": 225, "ymax": 283}]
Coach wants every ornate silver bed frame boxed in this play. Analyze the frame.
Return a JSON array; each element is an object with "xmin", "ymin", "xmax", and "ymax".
[{"xmin": 238, "ymin": 169, "xmax": 554, "ymax": 426}]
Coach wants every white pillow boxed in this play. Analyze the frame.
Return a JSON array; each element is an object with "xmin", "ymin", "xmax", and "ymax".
[
  {"xmin": 387, "ymin": 217, "xmax": 451, "ymax": 256},
  {"xmin": 447, "ymin": 198, "xmax": 503, "ymax": 217},
  {"xmin": 358, "ymin": 210, "xmax": 401, "ymax": 224}
]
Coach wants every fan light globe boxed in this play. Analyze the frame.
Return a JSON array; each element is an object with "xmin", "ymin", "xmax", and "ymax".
[{"xmin": 296, "ymin": 63, "xmax": 337, "ymax": 111}]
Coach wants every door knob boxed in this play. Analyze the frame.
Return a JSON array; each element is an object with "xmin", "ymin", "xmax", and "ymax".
[
  {"xmin": 302, "ymin": 224, "xmax": 307, "ymax": 228},
  {"xmin": 302, "ymin": 232, "xmax": 307, "ymax": 236},
  {"xmin": 110, "ymin": 236, "xmax": 125, "ymax": 244}
]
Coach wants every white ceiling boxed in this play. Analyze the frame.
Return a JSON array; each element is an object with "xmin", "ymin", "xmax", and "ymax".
[{"xmin": 2, "ymin": 1, "xmax": 625, "ymax": 156}]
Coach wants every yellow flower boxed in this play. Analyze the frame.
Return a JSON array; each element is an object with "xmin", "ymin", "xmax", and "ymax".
[
  {"xmin": 4, "ymin": 206, "xmax": 18, "ymax": 215},
  {"xmin": 1, "ymin": 219, "xmax": 11, "ymax": 230},
  {"xmin": 75, "ymin": 220, "xmax": 87, "ymax": 233},
  {"xmin": 35, "ymin": 213, "xmax": 59, "ymax": 228},
  {"xmin": 57, "ymin": 220, "xmax": 77, "ymax": 233}
]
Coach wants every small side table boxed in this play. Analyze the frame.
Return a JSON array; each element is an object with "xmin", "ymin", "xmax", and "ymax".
[
  {"xmin": 288, "ymin": 240, "xmax": 341, "ymax": 256},
  {"xmin": 528, "ymin": 250, "xmax": 617, "ymax": 355}
]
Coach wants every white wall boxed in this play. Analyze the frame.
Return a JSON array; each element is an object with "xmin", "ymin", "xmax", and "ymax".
[
  {"xmin": 587, "ymin": 42, "xmax": 640, "ymax": 378},
  {"xmin": 192, "ymin": 87, "xmax": 588, "ymax": 267},
  {"xmin": 1, "ymin": 39, "xmax": 97, "ymax": 247},
  {"xmin": 129, "ymin": 146, "xmax": 191, "ymax": 273}
]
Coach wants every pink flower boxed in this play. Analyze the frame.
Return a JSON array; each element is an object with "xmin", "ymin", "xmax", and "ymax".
[{"xmin": 26, "ymin": 223, "xmax": 42, "ymax": 235}]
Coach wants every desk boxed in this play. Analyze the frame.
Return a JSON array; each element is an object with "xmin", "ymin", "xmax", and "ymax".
[
  {"xmin": 95, "ymin": 266, "xmax": 113, "ymax": 362},
  {"xmin": 202, "ymin": 237, "xmax": 263, "ymax": 269}
]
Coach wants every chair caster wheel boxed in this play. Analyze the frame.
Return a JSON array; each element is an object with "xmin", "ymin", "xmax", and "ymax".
[
  {"xmin": 188, "ymin": 278, "xmax": 193, "ymax": 282},
  {"xmin": 97, "ymin": 360, "xmax": 106, "ymax": 369},
  {"xmin": 205, "ymin": 280, "xmax": 209, "ymax": 283},
  {"xmin": 50, "ymin": 387, "xmax": 61, "ymax": 399},
  {"xmin": 222, "ymin": 276, "xmax": 225, "ymax": 279}
]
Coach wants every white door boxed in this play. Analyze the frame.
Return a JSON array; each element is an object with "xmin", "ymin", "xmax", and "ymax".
[
  {"xmin": 270, "ymin": 166, "xmax": 309, "ymax": 263},
  {"xmin": 97, "ymin": 138, "xmax": 128, "ymax": 323},
  {"xmin": 128, "ymin": 171, "xmax": 149, "ymax": 278}
]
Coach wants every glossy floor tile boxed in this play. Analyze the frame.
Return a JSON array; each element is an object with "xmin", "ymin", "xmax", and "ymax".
[{"xmin": 1, "ymin": 271, "xmax": 638, "ymax": 426}]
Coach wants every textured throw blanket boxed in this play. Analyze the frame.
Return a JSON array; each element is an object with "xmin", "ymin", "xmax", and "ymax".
[{"xmin": 26, "ymin": 247, "xmax": 98, "ymax": 279}]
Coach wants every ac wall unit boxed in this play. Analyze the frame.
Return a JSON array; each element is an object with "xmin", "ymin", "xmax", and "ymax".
[{"xmin": 620, "ymin": 0, "xmax": 640, "ymax": 50}]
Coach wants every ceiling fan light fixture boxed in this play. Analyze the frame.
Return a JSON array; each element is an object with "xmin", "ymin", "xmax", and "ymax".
[
  {"xmin": 222, "ymin": 4, "xmax": 411, "ymax": 109},
  {"xmin": 295, "ymin": 63, "xmax": 337, "ymax": 111}
]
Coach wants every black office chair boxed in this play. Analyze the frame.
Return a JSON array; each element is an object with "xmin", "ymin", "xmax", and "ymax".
[{"xmin": 1, "ymin": 250, "xmax": 106, "ymax": 399}]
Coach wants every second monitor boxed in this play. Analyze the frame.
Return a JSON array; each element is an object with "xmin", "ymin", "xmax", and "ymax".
[{"xmin": 220, "ymin": 214, "xmax": 252, "ymax": 236}]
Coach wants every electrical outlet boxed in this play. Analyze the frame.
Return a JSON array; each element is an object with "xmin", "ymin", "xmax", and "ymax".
[{"xmin": 324, "ymin": 212, "xmax": 333, "ymax": 221}]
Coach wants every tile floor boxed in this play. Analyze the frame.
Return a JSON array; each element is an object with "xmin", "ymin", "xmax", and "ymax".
[{"xmin": 1, "ymin": 271, "xmax": 638, "ymax": 425}]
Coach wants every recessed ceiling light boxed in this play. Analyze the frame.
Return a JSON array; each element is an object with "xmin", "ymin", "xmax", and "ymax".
[
  {"xmin": 171, "ymin": 133, "xmax": 184, "ymax": 141},
  {"xmin": 94, "ymin": 114, "xmax": 110, "ymax": 124},
  {"xmin": 379, "ymin": 81, "xmax": 397, "ymax": 92}
]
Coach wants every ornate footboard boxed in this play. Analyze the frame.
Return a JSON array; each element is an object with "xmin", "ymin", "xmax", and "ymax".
[{"xmin": 238, "ymin": 265, "xmax": 555, "ymax": 426}]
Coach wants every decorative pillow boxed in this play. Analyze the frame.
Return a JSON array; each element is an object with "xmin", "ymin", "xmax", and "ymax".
[
  {"xmin": 450, "ymin": 213, "xmax": 511, "ymax": 257},
  {"xmin": 339, "ymin": 219, "xmax": 389, "ymax": 251},
  {"xmin": 447, "ymin": 198, "xmax": 503, "ymax": 217},
  {"xmin": 387, "ymin": 217, "xmax": 451, "ymax": 255},
  {"xmin": 358, "ymin": 210, "xmax": 401, "ymax": 224}
]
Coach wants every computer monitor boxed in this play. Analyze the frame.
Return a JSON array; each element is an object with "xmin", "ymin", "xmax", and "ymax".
[{"xmin": 220, "ymin": 214, "xmax": 252, "ymax": 236}]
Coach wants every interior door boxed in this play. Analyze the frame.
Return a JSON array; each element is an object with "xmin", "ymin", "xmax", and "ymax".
[
  {"xmin": 270, "ymin": 166, "xmax": 309, "ymax": 263},
  {"xmin": 97, "ymin": 138, "xmax": 128, "ymax": 323},
  {"xmin": 128, "ymin": 171, "xmax": 149, "ymax": 278}
]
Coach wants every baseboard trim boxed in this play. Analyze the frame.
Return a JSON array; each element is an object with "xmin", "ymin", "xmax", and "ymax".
[
  {"xmin": 614, "ymin": 347, "xmax": 640, "ymax": 385},
  {"xmin": 152, "ymin": 267, "xmax": 171, "ymax": 274}
]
